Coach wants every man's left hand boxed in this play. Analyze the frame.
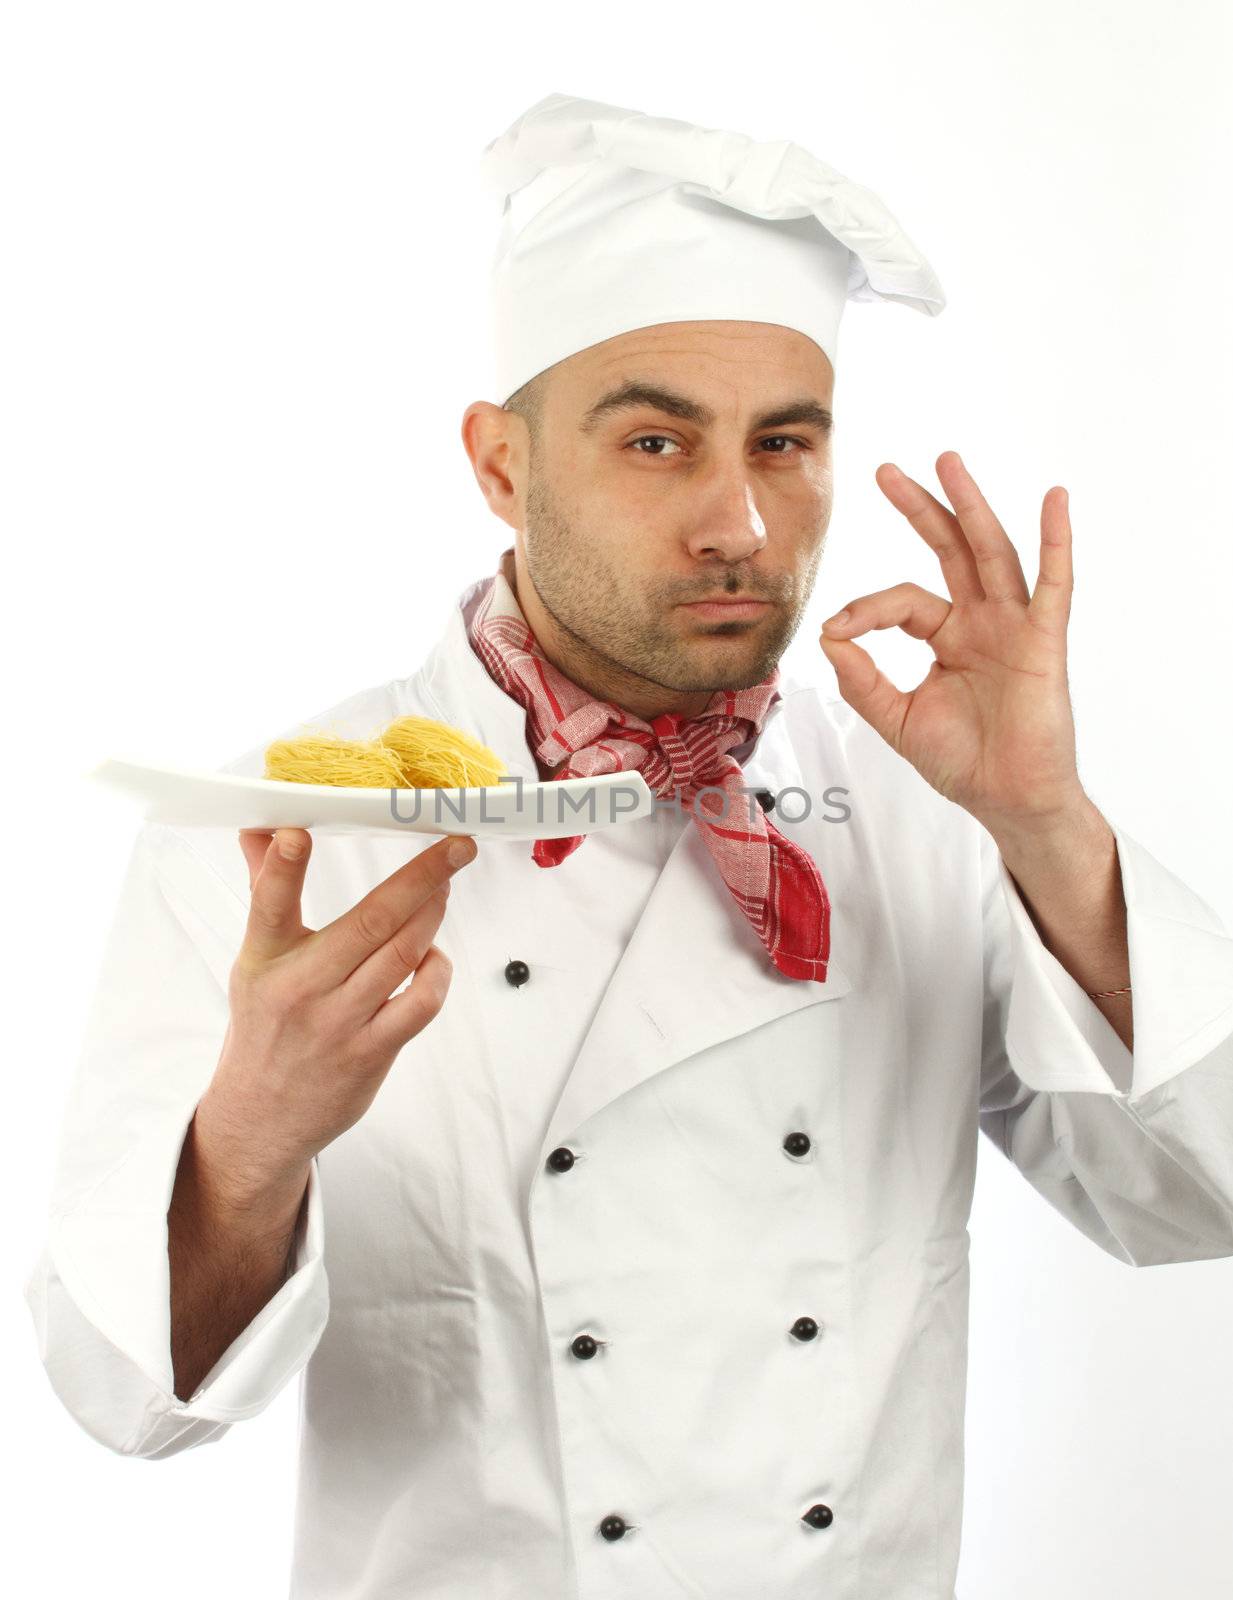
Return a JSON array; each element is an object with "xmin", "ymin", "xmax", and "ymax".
[{"xmin": 818, "ymin": 450, "xmax": 1088, "ymax": 837}]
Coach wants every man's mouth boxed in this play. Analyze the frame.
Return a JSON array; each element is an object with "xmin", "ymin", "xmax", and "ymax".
[{"xmin": 679, "ymin": 598, "xmax": 772, "ymax": 619}]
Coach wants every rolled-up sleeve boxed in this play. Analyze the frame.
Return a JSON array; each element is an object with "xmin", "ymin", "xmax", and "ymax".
[
  {"xmin": 977, "ymin": 814, "xmax": 1233, "ymax": 1266},
  {"xmin": 22, "ymin": 822, "xmax": 330, "ymax": 1457}
]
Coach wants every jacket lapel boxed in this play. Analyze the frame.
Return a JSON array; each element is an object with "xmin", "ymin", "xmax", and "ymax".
[{"xmin": 412, "ymin": 578, "xmax": 853, "ymax": 1162}]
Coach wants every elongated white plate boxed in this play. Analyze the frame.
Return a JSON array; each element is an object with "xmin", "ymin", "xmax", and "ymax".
[{"xmin": 88, "ymin": 757, "xmax": 656, "ymax": 841}]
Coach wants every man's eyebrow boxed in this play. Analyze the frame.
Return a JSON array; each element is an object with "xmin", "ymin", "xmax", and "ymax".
[{"xmin": 577, "ymin": 379, "xmax": 832, "ymax": 436}]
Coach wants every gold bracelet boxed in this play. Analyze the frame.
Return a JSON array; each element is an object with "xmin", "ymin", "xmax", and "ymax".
[{"xmin": 1086, "ymin": 984, "xmax": 1132, "ymax": 998}]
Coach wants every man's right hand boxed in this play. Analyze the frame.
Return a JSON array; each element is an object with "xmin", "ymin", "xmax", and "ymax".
[{"xmin": 197, "ymin": 826, "xmax": 478, "ymax": 1193}]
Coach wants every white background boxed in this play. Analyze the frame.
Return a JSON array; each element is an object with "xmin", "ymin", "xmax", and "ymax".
[{"xmin": 4, "ymin": 2, "xmax": 1231, "ymax": 1595}]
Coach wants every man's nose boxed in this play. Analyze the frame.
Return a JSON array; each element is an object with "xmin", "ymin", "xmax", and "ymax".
[{"xmin": 684, "ymin": 473, "xmax": 768, "ymax": 564}]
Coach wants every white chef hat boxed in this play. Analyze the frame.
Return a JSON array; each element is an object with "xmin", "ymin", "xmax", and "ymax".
[{"xmin": 477, "ymin": 92, "xmax": 946, "ymax": 407}]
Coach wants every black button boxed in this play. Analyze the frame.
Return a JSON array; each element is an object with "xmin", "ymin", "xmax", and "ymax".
[
  {"xmin": 755, "ymin": 788, "xmax": 776, "ymax": 813},
  {"xmin": 571, "ymin": 1334, "xmax": 598, "ymax": 1360},
  {"xmin": 783, "ymin": 1131, "xmax": 811, "ymax": 1157},
  {"xmin": 802, "ymin": 1503, "xmax": 833, "ymax": 1530},
  {"xmin": 790, "ymin": 1317, "xmax": 819, "ymax": 1341},
  {"xmin": 546, "ymin": 1146, "xmax": 575, "ymax": 1173},
  {"xmin": 598, "ymin": 1514, "xmax": 628, "ymax": 1542},
  {"xmin": 504, "ymin": 958, "xmax": 530, "ymax": 987}
]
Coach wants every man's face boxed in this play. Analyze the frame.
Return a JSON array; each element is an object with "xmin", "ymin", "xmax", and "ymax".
[{"xmin": 471, "ymin": 319, "xmax": 835, "ymax": 714}]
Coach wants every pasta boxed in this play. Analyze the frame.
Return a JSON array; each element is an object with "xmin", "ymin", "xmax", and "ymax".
[{"xmin": 264, "ymin": 714, "xmax": 508, "ymax": 788}]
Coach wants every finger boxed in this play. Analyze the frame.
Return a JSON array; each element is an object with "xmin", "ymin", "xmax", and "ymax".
[
  {"xmin": 1027, "ymin": 485, "xmax": 1073, "ymax": 638},
  {"xmin": 818, "ymin": 628, "xmax": 916, "ymax": 754},
  {"xmin": 339, "ymin": 880, "xmax": 451, "ymax": 1019},
  {"xmin": 875, "ymin": 460, "xmax": 986, "ymax": 603},
  {"xmin": 820, "ymin": 582, "xmax": 952, "ymax": 647},
  {"xmin": 932, "ymin": 451, "xmax": 1031, "ymax": 605},
  {"xmin": 363, "ymin": 942, "xmax": 454, "ymax": 1057},
  {"xmin": 313, "ymin": 833, "xmax": 477, "ymax": 985},
  {"xmin": 238, "ymin": 829, "xmax": 275, "ymax": 892},
  {"xmin": 240, "ymin": 828, "xmax": 312, "ymax": 963}
]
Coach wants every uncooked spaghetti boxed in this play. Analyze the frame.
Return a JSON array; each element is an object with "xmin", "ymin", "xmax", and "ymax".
[{"xmin": 264, "ymin": 714, "xmax": 507, "ymax": 789}]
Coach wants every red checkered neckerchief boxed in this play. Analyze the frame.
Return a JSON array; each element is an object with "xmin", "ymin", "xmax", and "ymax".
[{"xmin": 464, "ymin": 551, "xmax": 831, "ymax": 984}]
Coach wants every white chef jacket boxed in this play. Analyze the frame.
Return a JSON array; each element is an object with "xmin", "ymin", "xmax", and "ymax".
[{"xmin": 24, "ymin": 556, "xmax": 1233, "ymax": 1600}]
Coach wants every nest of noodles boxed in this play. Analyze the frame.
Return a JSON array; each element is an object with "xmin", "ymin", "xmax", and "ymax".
[{"xmin": 263, "ymin": 714, "xmax": 508, "ymax": 788}]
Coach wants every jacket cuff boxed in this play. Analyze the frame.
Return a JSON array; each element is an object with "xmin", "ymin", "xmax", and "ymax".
[
  {"xmin": 996, "ymin": 819, "xmax": 1233, "ymax": 1104},
  {"xmin": 46, "ymin": 1099, "xmax": 328, "ymax": 1424}
]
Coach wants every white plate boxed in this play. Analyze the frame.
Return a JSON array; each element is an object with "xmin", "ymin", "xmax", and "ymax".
[{"xmin": 88, "ymin": 757, "xmax": 657, "ymax": 841}]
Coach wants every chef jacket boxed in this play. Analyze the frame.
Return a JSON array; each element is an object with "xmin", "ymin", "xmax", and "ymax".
[{"xmin": 24, "ymin": 556, "xmax": 1233, "ymax": 1600}]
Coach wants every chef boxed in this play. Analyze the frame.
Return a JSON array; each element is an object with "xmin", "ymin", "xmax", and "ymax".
[{"xmin": 24, "ymin": 90, "xmax": 1233, "ymax": 1600}]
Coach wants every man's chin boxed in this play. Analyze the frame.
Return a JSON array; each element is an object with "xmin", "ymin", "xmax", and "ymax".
[{"xmin": 656, "ymin": 650, "xmax": 781, "ymax": 695}]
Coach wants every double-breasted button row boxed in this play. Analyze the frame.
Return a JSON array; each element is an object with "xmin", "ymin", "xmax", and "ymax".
[
  {"xmin": 570, "ymin": 1319, "xmax": 818, "ymax": 1355},
  {"xmin": 597, "ymin": 1506, "xmax": 835, "ymax": 1539},
  {"xmin": 549, "ymin": 1127, "xmax": 831, "ymax": 1547},
  {"xmin": 548, "ymin": 1135, "xmax": 810, "ymax": 1173}
]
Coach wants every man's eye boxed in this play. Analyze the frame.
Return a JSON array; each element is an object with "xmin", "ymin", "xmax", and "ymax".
[
  {"xmin": 629, "ymin": 435, "xmax": 682, "ymax": 456},
  {"xmin": 628, "ymin": 435, "xmax": 806, "ymax": 456}
]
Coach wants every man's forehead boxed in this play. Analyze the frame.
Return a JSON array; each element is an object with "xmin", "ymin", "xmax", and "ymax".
[
  {"xmin": 573, "ymin": 320, "xmax": 827, "ymax": 378},
  {"xmin": 554, "ymin": 322, "xmax": 833, "ymax": 420}
]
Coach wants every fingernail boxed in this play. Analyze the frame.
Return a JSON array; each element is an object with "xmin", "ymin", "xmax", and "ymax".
[
  {"xmin": 447, "ymin": 836, "xmax": 476, "ymax": 868},
  {"xmin": 822, "ymin": 610, "xmax": 851, "ymax": 632},
  {"xmin": 277, "ymin": 831, "xmax": 305, "ymax": 860}
]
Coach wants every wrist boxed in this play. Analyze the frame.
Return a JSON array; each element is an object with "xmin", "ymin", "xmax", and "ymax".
[
  {"xmin": 984, "ymin": 793, "xmax": 1111, "ymax": 876},
  {"xmin": 190, "ymin": 1087, "xmax": 314, "ymax": 1220}
]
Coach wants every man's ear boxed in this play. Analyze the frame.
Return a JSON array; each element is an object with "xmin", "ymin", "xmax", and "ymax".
[{"xmin": 460, "ymin": 400, "xmax": 525, "ymax": 532}]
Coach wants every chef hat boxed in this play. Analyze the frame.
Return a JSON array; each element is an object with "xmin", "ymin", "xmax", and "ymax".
[{"xmin": 477, "ymin": 92, "xmax": 946, "ymax": 407}]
